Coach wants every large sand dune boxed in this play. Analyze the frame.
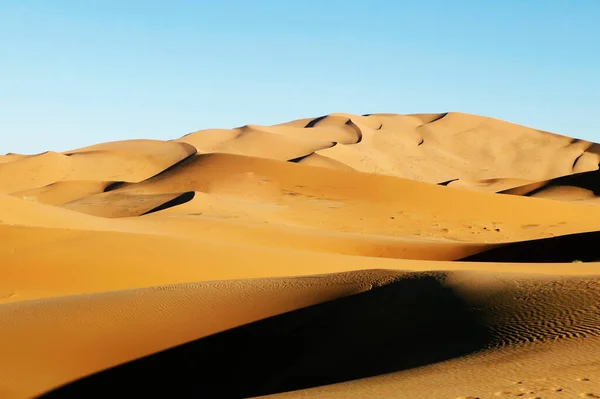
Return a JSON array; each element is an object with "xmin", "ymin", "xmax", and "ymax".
[
  {"xmin": 39, "ymin": 271, "xmax": 600, "ymax": 399},
  {"xmin": 2, "ymin": 112, "xmax": 600, "ymax": 398}
]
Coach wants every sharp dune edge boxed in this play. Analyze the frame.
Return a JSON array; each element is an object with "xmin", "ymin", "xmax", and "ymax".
[{"xmin": 2, "ymin": 112, "xmax": 600, "ymax": 399}]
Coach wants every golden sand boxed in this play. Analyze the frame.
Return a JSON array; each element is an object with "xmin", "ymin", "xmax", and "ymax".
[{"xmin": 2, "ymin": 112, "xmax": 600, "ymax": 398}]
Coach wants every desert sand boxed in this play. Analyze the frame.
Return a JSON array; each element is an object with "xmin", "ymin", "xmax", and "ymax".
[{"xmin": 2, "ymin": 112, "xmax": 600, "ymax": 398}]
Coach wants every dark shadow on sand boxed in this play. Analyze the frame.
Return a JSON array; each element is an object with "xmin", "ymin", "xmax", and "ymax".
[
  {"xmin": 141, "ymin": 191, "xmax": 196, "ymax": 215},
  {"xmin": 39, "ymin": 273, "xmax": 492, "ymax": 399},
  {"xmin": 500, "ymin": 168, "xmax": 600, "ymax": 197},
  {"xmin": 461, "ymin": 230, "xmax": 600, "ymax": 263}
]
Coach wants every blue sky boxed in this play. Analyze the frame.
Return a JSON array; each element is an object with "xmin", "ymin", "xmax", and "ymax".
[{"xmin": 2, "ymin": 0, "xmax": 599, "ymax": 154}]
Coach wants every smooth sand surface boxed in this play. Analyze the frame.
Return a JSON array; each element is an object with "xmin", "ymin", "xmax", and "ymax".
[{"xmin": 2, "ymin": 112, "xmax": 600, "ymax": 398}]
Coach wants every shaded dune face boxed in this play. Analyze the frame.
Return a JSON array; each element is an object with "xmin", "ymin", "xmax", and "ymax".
[
  {"xmin": 0, "ymin": 270, "xmax": 399, "ymax": 398},
  {"xmin": 460, "ymin": 230, "xmax": 600, "ymax": 263},
  {"xmin": 59, "ymin": 191, "xmax": 197, "ymax": 218},
  {"xmin": 39, "ymin": 273, "xmax": 493, "ymax": 398},
  {"xmin": 499, "ymin": 168, "xmax": 600, "ymax": 202},
  {"xmin": 39, "ymin": 271, "xmax": 600, "ymax": 399},
  {"xmin": 265, "ymin": 274, "xmax": 600, "ymax": 399}
]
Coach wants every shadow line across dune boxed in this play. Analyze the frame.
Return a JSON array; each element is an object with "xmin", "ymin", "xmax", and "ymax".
[
  {"xmin": 141, "ymin": 191, "xmax": 196, "ymax": 215},
  {"xmin": 460, "ymin": 230, "xmax": 600, "ymax": 263},
  {"xmin": 499, "ymin": 168, "xmax": 600, "ymax": 198},
  {"xmin": 39, "ymin": 273, "xmax": 492, "ymax": 399}
]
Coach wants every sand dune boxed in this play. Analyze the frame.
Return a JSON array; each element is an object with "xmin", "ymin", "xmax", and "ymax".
[
  {"xmin": 0, "ymin": 140, "xmax": 195, "ymax": 193},
  {"xmin": 106, "ymin": 153, "xmax": 600, "ymax": 243},
  {"xmin": 61, "ymin": 190, "xmax": 197, "ymax": 217},
  {"xmin": 0, "ymin": 270, "xmax": 400, "ymax": 398},
  {"xmin": 264, "ymin": 272, "xmax": 600, "ymax": 399},
  {"xmin": 12, "ymin": 180, "xmax": 114, "ymax": 205},
  {"xmin": 0, "ymin": 193, "xmax": 127, "ymax": 231},
  {"xmin": 173, "ymin": 113, "xmax": 600, "ymax": 183},
  {"xmin": 5, "ymin": 216, "xmax": 600, "ymax": 304},
  {"xmin": 176, "ymin": 125, "xmax": 336, "ymax": 161},
  {"xmin": 195, "ymin": 112, "xmax": 599, "ymax": 183},
  {"xmin": 500, "ymin": 169, "xmax": 600, "ymax": 203},
  {"xmin": 2, "ymin": 112, "xmax": 600, "ymax": 399},
  {"xmin": 0, "ymin": 153, "xmax": 26, "ymax": 164},
  {"xmin": 39, "ymin": 270, "xmax": 600, "ymax": 399},
  {"xmin": 461, "ymin": 229, "xmax": 600, "ymax": 262},
  {"xmin": 440, "ymin": 177, "xmax": 535, "ymax": 192}
]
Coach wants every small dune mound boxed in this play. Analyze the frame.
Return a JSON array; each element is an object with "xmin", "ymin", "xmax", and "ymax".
[
  {"xmin": 12, "ymin": 180, "xmax": 114, "ymax": 206},
  {"xmin": 500, "ymin": 169, "xmax": 600, "ymax": 203},
  {"xmin": 442, "ymin": 177, "xmax": 535, "ymax": 192},
  {"xmin": 0, "ymin": 151, "xmax": 72, "ymax": 193},
  {"xmin": 0, "ymin": 194, "xmax": 119, "ymax": 231},
  {"xmin": 0, "ymin": 153, "xmax": 26, "ymax": 164},
  {"xmin": 61, "ymin": 140, "xmax": 197, "ymax": 183},
  {"xmin": 61, "ymin": 191, "xmax": 196, "ymax": 218},
  {"xmin": 65, "ymin": 139, "xmax": 195, "ymax": 155},
  {"xmin": 0, "ymin": 140, "xmax": 196, "ymax": 194}
]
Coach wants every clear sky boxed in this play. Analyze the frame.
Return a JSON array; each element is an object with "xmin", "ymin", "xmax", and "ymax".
[{"xmin": 2, "ymin": 0, "xmax": 599, "ymax": 154}]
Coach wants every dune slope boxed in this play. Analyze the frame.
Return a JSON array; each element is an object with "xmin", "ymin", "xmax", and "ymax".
[
  {"xmin": 40, "ymin": 270, "xmax": 600, "ymax": 399},
  {"xmin": 0, "ymin": 270, "xmax": 400, "ymax": 398},
  {"xmin": 500, "ymin": 168, "xmax": 600, "ymax": 203}
]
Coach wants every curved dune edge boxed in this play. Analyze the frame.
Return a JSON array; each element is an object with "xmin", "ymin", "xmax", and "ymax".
[
  {"xmin": 0, "ymin": 140, "xmax": 197, "ymax": 194},
  {"xmin": 289, "ymin": 152, "xmax": 356, "ymax": 171},
  {"xmin": 173, "ymin": 112, "xmax": 600, "ymax": 183},
  {"xmin": 267, "ymin": 271, "xmax": 600, "ymax": 399},
  {"xmin": 105, "ymin": 152, "xmax": 600, "ymax": 243},
  {"xmin": 176, "ymin": 126, "xmax": 337, "ymax": 161},
  {"xmin": 12, "ymin": 180, "xmax": 115, "ymax": 206},
  {"xmin": 0, "ymin": 154, "xmax": 26, "ymax": 164},
  {"xmin": 61, "ymin": 191, "xmax": 197, "ymax": 218},
  {"xmin": 5, "ymin": 220, "xmax": 600, "ymax": 304},
  {"xmin": 461, "ymin": 229, "xmax": 600, "ymax": 263},
  {"xmin": 0, "ymin": 270, "xmax": 399, "ymax": 399},
  {"xmin": 441, "ymin": 177, "xmax": 536, "ymax": 192},
  {"xmin": 500, "ymin": 168, "xmax": 600, "ymax": 203},
  {"xmin": 39, "ymin": 270, "xmax": 600, "ymax": 398}
]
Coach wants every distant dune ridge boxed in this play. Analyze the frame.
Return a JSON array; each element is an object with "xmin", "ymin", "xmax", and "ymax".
[{"xmin": 2, "ymin": 112, "xmax": 600, "ymax": 398}]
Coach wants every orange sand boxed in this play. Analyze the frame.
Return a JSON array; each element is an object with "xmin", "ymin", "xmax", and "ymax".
[{"xmin": 1, "ymin": 112, "xmax": 600, "ymax": 398}]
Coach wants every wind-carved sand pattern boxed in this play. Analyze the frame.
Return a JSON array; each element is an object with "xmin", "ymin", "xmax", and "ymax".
[{"xmin": 1, "ymin": 112, "xmax": 600, "ymax": 398}]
